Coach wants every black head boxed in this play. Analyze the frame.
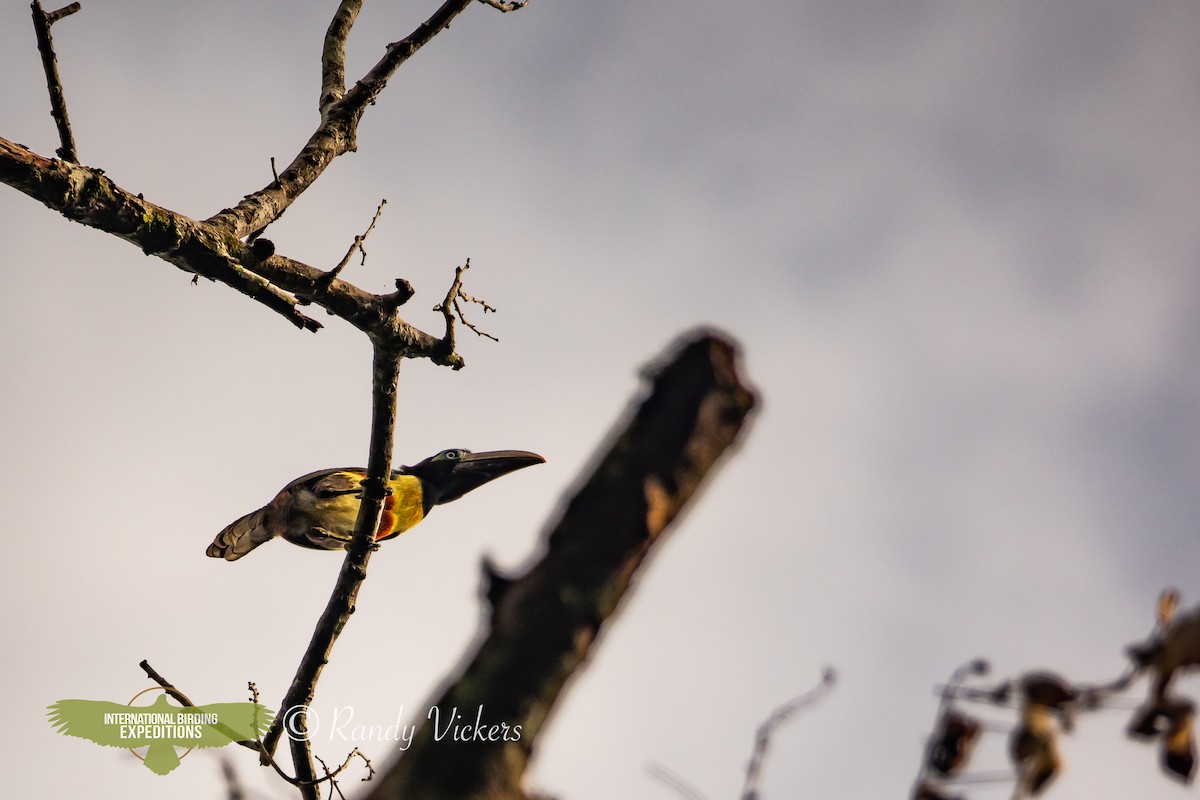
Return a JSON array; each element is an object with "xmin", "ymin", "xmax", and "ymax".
[{"xmin": 404, "ymin": 449, "xmax": 545, "ymax": 509}]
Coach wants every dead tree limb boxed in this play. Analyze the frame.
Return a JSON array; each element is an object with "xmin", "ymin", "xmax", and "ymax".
[
  {"xmin": 0, "ymin": 136, "xmax": 475, "ymax": 365},
  {"xmin": 30, "ymin": 0, "xmax": 80, "ymax": 163},
  {"xmin": 260, "ymin": 345, "xmax": 401, "ymax": 798},
  {"xmin": 206, "ymin": 0, "xmax": 482, "ymax": 240},
  {"xmin": 1, "ymin": 0, "xmax": 525, "ymax": 361},
  {"xmin": 363, "ymin": 330, "xmax": 758, "ymax": 800},
  {"xmin": 319, "ymin": 0, "xmax": 362, "ymax": 112}
]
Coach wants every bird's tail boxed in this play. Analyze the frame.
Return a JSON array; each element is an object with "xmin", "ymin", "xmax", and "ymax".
[{"xmin": 206, "ymin": 507, "xmax": 272, "ymax": 561}]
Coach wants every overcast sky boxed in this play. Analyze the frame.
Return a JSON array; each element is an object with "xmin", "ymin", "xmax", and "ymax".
[{"xmin": 3, "ymin": 1, "xmax": 1200, "ymax": 798}]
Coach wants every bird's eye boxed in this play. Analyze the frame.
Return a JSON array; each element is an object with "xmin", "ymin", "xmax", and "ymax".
[{"xmin": 444, "ymin": 450, "xmax": 460, "ymax": 460}]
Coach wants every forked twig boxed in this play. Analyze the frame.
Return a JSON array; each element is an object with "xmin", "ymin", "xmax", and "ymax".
[{"xmin": 435, "ymin": 259, "xmax": 499, "ymax": 349}]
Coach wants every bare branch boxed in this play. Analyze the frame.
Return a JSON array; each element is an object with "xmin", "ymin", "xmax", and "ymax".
[
  {"xmin": 30, "ymin": 0, "xmax": 81, "ymax": 163},
  {"xmin": 315, "ymin": 746, "xmax": 375, "ymax": 800},
  {"xmin": 44, "ymin": 1, "xmax": 80, "ymax": 23},
  {"xmin": 260, "ymin": 345, "xmax": 402, "ymax": 784},
  {"xmin": 332, "ymin": 748, "xmax": 375, "ymax": 783},
  {"xmin": 0, "ymin": 137, "xmax": 485, "ymax": 368},
  {"xmin": 208, "ymin": 0, "xmax": 479, "ymax": 239},
  {"xmin": 740, "ymin": 668, "xmax": 837, "ymax": 800},
  {"xmin": 452, "ymin": 281, "xmax": 498, "ymax": 341},
  {"xmin": 320, "ymin": 0, "xmax": 363, "ymax": 112},
  {"xmin": 139, "ymin": 659, "xmax": 200, "ymax": 711},
  {"xmin": 362, "ymin": 330, "xmax": 758, "ymax": 800},
  {"xmin": 435, "ymin": 267, "xmax": 463, "ymax": 358},
  {"xmin": 142, "ymin": 662, "xmax": 374, "ymax": 795},
  {"xmin": 5, "ymin": 0, "xmax": 522, "ymax": 358},
  {"xmin": 139, "ymin": 659, "xmax": 265, "ymax": 754},
  {"xmin": 434, "ymin": 259, "xmax": 498, "ymax": 364},
  {"xmin": 316, "ymin": 757, "xmax": 340, "ymax": 800},
  {"xmin": 0, "ymin": 137, "xmax": 323, "ymax": 330},
  {"xmin": 324, "ymin": 199, "xmax": 387, "ymax": 284}
]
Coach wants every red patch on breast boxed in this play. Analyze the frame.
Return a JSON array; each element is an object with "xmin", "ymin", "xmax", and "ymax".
[{"xmin": 374, "ymin": 492, "xmax": 397, "ymax": 541}]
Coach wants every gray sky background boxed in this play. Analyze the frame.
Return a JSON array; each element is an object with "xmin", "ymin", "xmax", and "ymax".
[{"xmin": 3, "ymin": 1, "xmax": 1200, "ymax": 798}]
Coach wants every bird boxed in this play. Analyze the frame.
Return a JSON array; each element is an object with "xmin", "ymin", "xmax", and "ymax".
[
  {"xmin": 206, "ymin": 449, "xmax": 544, "ymax": 561},
  {"xmin": 47, "ymin": 692, "xmax": 274, "ymax": 775}
]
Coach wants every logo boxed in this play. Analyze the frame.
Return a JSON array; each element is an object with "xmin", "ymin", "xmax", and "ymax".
[{"xmin": 47, "ymin": 688, "xmax": 274, "ymax": 775}]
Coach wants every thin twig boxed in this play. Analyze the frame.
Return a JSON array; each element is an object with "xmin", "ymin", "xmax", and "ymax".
[
  {"xmin": 140, "ymin": 660, "xmax": 269, "ymax": 755},
  {"xmin": 941, "ymin": 770, "xmax": 1020, "ymax": 785},
  {"xmin": 311, "ymin": 749, "xmax": 374, "ymax": 800},
  {"xmin": 937, "ymin": 661, "xmax": 1142, "ymax": 711},
  {"xmin": 325, "ymin": 748, "xmax": 375, "ymax": 784},
  {"xmin": 646, "ymin": 762, "xmax": 712, "ymax": 800},
  {"xmin": 316, "ymin": 756, "xmax": 341, "ymax": 800},
  {"xmin": 939, "ymin": 683, "xmax": 1142, "ymax": 712},
  {"xmin": 140, "ymin": 660, "xmax": 323, "ymax": 788},
  {"xmin": 326, "ymin": 199, "xmax": 387, "ymax": 283},
  {"xmin": 740, "ymin": 668, "xmax": 837, "ymax": 800},
  {"xmin": 30, "ymin": 0, "xmax": 81, "ymax": 162},
  {"xmin": 139, "ymin": 659, "xmax": 197, "ymax": 709},
  {"xmin": 144, "ymin": 653, "xmax": 373, "ymax": 793},
  {"xmin": 348, "ymin": 748, "xmax": 375, "ymax": 782}
]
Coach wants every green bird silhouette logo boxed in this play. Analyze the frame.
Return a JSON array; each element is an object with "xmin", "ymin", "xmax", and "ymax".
[{"xmin": 47, "ymin": 691, "xmax": 274, "ymax": 775}]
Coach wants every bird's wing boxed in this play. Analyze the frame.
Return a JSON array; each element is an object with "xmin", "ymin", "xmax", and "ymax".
[
  {"xmin": 288, "ymin": 467, "xmax": 411, "ymax": 492},
  {"xmin": 47, "ymin": 699, "xmax": 151, "ymax": 747},
  {"xmin": 191, "ymin": 703, "xmax": 276, "ymax": 748},
  {"xmin": 305, "ymin": 470, "xmax": 366, "ymax": 498}
]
